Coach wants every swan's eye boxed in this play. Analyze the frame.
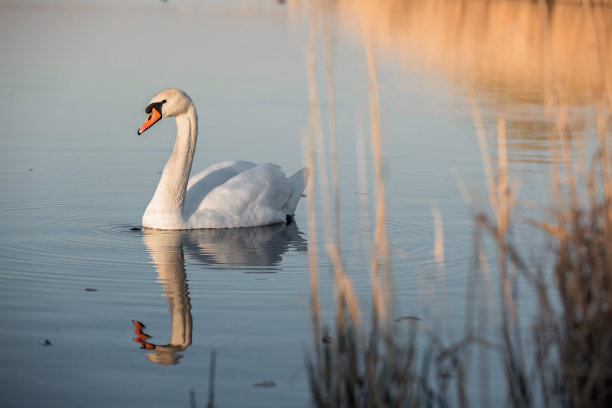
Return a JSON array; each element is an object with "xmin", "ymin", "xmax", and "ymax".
[{"xmin": 162, "ymin": 100, "xmax": 166, "ymax": 104}]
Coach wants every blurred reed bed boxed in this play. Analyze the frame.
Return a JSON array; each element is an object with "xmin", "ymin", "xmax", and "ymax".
[
  {"xmin": 331, "ymin": 0, "xmax": 612, "ymax": 104},
  {"xmin": 304, "ymin": 0, "xmax": 612, "ymax": 407},
  {"xmin": 325, "ymin": 0, "xmax": 612, "ymax": 162}
]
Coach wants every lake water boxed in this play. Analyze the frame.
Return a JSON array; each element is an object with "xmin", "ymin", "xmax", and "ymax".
[{"xmin": 0, "ymin": 0, "xmax": 609, "ymax": 406}]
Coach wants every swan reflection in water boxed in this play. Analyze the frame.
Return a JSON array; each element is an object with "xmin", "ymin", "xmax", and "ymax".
[{"xmin": 132, "ymin": 222, "xmax": 306, "ymax": 365}]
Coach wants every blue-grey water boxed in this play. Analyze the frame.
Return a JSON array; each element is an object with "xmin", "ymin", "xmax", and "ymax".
[{"xmin": 0, "ymin": 0, "xmax": 607, "ymax": 406}]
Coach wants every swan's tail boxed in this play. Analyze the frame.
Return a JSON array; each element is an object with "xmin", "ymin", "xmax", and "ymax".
[{"xmin": 286, "ymin": 167, "xmax": 308, "ymax": 216}]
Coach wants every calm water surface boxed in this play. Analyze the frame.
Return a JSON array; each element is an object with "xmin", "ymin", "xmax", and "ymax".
[{"xmin": 0, "ymin": 0, "xmax": 608, "ymax": 406}]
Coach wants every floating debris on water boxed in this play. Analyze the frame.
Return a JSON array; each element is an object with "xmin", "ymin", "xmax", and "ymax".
[
  {"xmin": 322, "ymin": 335, "xmax": 333, "ymax": 344},
  {"xmin": 253, "ymin": 381, "xmax": 276, "ymax": 388},
  {"xmin": 395, "ymin": 315, "xmax": 422, "ymax": 322},
  {"xmin": 85, "ymin": 288, "xmax": 98, "ymax": 292},
  {"xmin": 42, "ymin": 339, "xmax": 52, "ymax": 346}
]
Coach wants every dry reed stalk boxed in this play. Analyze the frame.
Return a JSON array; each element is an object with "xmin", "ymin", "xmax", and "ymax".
[
  {"xmin": 496, "ymin": 116, "xmax": 520, "ymax": 326},
  {"xmin": 307, "ymin": 2, "xmax": 321, "ymax": 359},
  {"xmin": 469, "ymin": 99, "xmax": 520, "ymax": 320},
  {"xmin": 475, "ymin": 244, "xmax": 493, "ymax": 407},
  {"xmin": 430, "ymin": 204, "xmax": 449, "ymax": 338},
  {"xmin": 431, "ymin": 204, "xmax": 445, "ymax": 270},
  {"xmin": 308, "ymin": 7, "xmax": 333, "ymax": 246},
  {"xmin": 311, "ymin": 2, "xmax": 352, "ymax": 331},
  {"xmin": 305, "ymin": 128, "xmax": 321, "ymax": 360},
  {"xmin": 468, "ymin": 94, "xmax": 496, "ymax": 207},
  {"xmin": 470, "ymin": 94, "xmax": 533, "ymax": 406},
  {"xmin": 429, "ymin": 204, "xmax": 458, "ymax": 340},
  {"xmin": 356, "ymin": 124, "xmax": 373, "ymax": 253},
  {"xmin": 327, "ymin": 242, "xmax": 362, "ymax": 326},
  {"xmin": 319, "ymin": 0, "xmax": 341, "ymax": 246},
  {"xmin": 360, "ymin": 4, "xmax": 391, "ymax": 324},
  {"xmin": 497, "ymin": 119, "xmax": 530, "ymax": 408}
]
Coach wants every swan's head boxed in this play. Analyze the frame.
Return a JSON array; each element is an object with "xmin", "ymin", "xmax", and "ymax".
[{"xmin": 137, "ymin": 89, "xmax": 194, "ymax": 135}]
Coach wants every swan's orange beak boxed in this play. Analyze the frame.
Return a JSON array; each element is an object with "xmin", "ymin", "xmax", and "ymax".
[{"xmin": 138, "ymin": 107, "xmax": 162, "ymax": 135}]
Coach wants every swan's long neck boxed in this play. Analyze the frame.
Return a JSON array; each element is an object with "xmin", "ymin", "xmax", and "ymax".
[{"xmin": 144, "ymin": 106, "xmax": 198, "ymax": 229}]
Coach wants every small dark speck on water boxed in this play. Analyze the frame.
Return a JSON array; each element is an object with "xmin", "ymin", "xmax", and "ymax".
[
  {"xmin": 131, "ymin": 227, "xmax": 142, "ymax": 231},
  {"xmin": 28, "ymin": 168, "xmax": 33, "ymax": 172},
  {"xmin": 278, "ymin": 0, "xmax": 286, "ymax": 4},
  {"xmin": 395, "ymin": 315, "xmax": 422, "ymax": 322},
  {"xmin": 42, "ymin": 339, "xmax": 53, "ymax": 346},
  {"xmin": 85, "ymin": 288, "xmax": 98, "ymax": 292},
  {"xmin": 253, "ymin": 381, "xmax": 276, "ymax": 388},
  {"xmin": 322, "ymin": 335, "xmax": 333, "ymax": 344}
]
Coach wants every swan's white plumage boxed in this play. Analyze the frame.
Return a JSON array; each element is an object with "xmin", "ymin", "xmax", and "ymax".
[
  {"xmin": 139, "ymin": 89, "xmax": 306, "ymax": 230},
  {"xmin": 183, "ymin": 161, "xmax": 304, "ymax": 229}
]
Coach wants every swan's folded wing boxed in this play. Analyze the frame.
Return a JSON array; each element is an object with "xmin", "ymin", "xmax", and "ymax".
[
  {"xmin": 183, "ymin": 160, "xmax": 257, "ymax": 219},
  {"xmin": 186, "ymin": 163, "xmax": 293, "ymax": 228}
]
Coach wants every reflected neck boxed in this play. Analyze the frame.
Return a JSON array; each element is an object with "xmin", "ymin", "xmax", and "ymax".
[{"xmin": 140, "ymin": 231, "xmax": 193, "ymax": 365}]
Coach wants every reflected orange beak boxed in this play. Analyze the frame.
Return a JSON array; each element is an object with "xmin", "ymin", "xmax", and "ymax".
[
  {"xmin": 132, "ymin": 320, "xmax": 156, "ymax": 349},
  {"xmin": 137, "ymin": 107, "xmax": 162, "ymax": 135}
]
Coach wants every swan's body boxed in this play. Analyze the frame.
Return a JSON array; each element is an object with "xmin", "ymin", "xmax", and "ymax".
[{"xmin": 138, "ymin": 89, "xmax": 306, "ymax": 230}]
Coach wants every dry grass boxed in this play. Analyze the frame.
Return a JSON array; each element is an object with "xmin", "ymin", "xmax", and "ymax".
[
  {"xmin": 471, "ymin": 101, "xmax": 612, "ymax": 407},
  {"xmin": 527, "ymin": 103, "xmax": 612, "ymax": 406}
]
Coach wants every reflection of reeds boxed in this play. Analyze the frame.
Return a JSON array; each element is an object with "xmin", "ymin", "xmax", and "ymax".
[
  {"xmin": 335, "ymin": 0, "xmax": 612, "ymax": 104},
  {"xmin": 333, "ymin": 0, "xmax": 612, "ymax": 162}
]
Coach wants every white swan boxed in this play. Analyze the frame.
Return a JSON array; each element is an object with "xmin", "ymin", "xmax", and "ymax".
[{"xmin": 137, "ymin": 89, "xmax": 306, "ymax": 230}]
